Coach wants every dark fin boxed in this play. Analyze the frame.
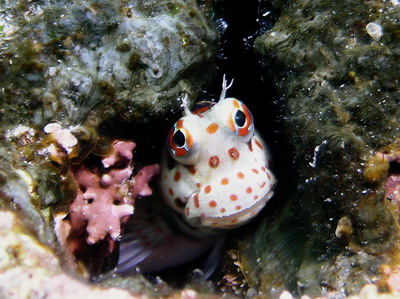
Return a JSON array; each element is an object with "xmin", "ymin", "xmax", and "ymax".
[
  {"xmin": 192, "ymin": 101, "xmax": 216, "ymax": 116},
  {"xmin": 199, "ymin": 236, "xmax": 226, "ymax": 278},
  {"xmin": 115, "ymin": 198, "xmax": 167, "ymax": 275},
  {"xmin": 116, "ymin": 235, "xmax": 153, "ymax": 274}
]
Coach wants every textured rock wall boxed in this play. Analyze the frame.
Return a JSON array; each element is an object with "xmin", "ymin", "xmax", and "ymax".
[{"xmin": 239, "ymin": 0, "xmax": 400, "ymax": 297}]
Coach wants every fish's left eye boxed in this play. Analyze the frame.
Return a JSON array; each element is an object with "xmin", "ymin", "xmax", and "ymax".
[
  {"xmin": 172, "ymin": 130, "xmax": 186, "ymax": 148},
  {"xmin": 229, "ymin": 101, "xmax": 254, "ymax": 137},
  {"xmin": 234, "ymin": 110, "xmax": 246, "ymax": 127}
]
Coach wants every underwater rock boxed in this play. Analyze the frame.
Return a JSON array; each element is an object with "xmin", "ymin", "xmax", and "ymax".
[
  {"xmin": 0, "ymin": 0, "xmax": 219, "ymax": 296},
  {"xmin": 239, "ymin": 0, "xmax": 400, "ymax": 297},
  {"xmin": 0, "ymin": 209, "xmax": 147, "ymax": 298},
  {"xmin": 0, "ymin": 0, "xmax": 217, "ymax": 128}
]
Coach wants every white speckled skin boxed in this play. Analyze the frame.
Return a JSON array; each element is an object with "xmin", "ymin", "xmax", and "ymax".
[{"xmin": 161, "ymin": 89, "xmax": 276, "ymax": 229}]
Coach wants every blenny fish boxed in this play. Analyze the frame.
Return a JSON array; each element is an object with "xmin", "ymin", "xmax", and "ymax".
[{"xmin": 116, "ymin": 77, "xmax": 276, "ymax": 276}]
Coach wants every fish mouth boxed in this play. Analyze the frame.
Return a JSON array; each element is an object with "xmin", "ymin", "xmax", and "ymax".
[{"xmin": 196, "ymin": 190, "xmax": 274, "ymax": 229}]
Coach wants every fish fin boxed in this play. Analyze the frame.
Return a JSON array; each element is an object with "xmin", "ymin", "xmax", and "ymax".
[
  {"xmin": 115, "ymin": 198, "xmax": 168, "ymax": 275},
  {"xmin": 199, "ymin": 236, "xmax": 226, "ymax": 278}
]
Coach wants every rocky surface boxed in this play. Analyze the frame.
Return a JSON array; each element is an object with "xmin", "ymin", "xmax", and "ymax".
[
  {"xmin": 239, "ymin": 0, "xmax": 400, "ymax": 297},
  {"xmin": 4, "ymin": 0, "xmax": 400, "ymax": 297},
  {"xmin": 0, "ymin": 0, "xmax": 218, "ymax": 297}
]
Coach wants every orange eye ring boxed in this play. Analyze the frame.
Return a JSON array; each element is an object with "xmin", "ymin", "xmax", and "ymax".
[
  {"xmin": 168, "ymin": 120, "xmax": 194, "ymax": 157},
  {"xmin": 229, "ymin": 101, "xmax": 254, "ymax": 136}
]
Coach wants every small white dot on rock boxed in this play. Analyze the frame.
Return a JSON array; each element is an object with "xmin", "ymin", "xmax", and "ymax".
[{"xmin": 366, "ymin": 22, "xmax": 383, "ymax": 40}]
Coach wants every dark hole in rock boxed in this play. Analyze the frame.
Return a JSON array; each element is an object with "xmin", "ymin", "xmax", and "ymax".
[{"xmin": 389, "ymin": 161, "xmax": 400, "ymax": 174}]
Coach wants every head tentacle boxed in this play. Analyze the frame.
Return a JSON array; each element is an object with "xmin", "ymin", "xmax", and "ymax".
[
  {"xmin": 180, "ymin": 94, "xmax": 192, "ymax": 116},
  {"xmin": 219, "ymin": 74, "xmax": 234, "ymax": 102}
]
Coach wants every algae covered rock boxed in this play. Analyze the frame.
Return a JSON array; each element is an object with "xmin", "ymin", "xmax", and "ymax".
[
  {"xmin": 0, "ymin": 0, "xmax": 217, "ymax": 128},
  {"xmin": 239, "ymin": 0, "xmax": 400, "ymax": 297},
  {"xmin": 0, "ymin": 0, "xmax": 219, "ymax": 296}
]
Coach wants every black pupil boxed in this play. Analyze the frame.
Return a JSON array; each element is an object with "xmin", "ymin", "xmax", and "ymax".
[
  {"xmin": 235, "ymin": 110, "xmax": 246, "ymax": 127},
  {"xmin": 173, "ymin": 130, "xmax": 185, "ymax": 147}
]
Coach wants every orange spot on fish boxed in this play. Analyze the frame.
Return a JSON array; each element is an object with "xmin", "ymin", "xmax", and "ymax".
[
  {"xmin": 255, "ymin": 138, "xmax": 263, "ymax": 149},
  {"xmin": 204, "ymin": 185, "xmax": 212, "ymax": 194},
  {"xmin": 193, "ymin": 194, "xmax": 200, "ymax": 208},
  {"xmin": 246, "ymin": 187, "xmax": 252, "ymax": 193},
  {"xmin": 209, "ymin": 200, "xmax": 217, "ymax": 208},
  {"xmin": 237, "ymin": 172, "xmax": 244, "ymax": 179},
  {"xmin": 206, "ymin": 123, "xmax": 219, "ymax": 134},
  {"xmin": 221, "ymin": 178, "xmax": 229, "ymax": 185},
  {"xmin": 230, "ymin": 194, "xmax": 238, "ymax": 201},
  {"xmin": 174, "ymin": 171, "xmax": 181, "ymax": 182}
]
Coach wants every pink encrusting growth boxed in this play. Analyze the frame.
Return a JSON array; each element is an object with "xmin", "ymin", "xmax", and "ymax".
[{"xmin": 68, "ymin": 141, "xmax": 160, "ymax": 245}]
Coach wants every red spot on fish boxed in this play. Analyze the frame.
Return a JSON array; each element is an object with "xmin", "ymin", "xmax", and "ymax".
[
  {"xmin": 168, "ymin": 188, "xmax": 174, "ymax": 196},
  {"xmin": 252, "ymin": 168, "xmax": 259, "ymax": 174},
  {"xmin": 267, "ymin": 172, "xmax": 271, "ymax": 180},
  {"xmin": 209, "ymin": 155, "xmax": 220, "ymax": 168},
  {"xmin": 209, "ymin": 200, "xmax": 217, "ymax": 208},
  {"xmin": 221, "ymin": 178, "xmax": 229, "ymax": 185},
  {"xmin": 193, "ymin": 194, "xmax": 200, "ymax": 208},
  {"xmin": 246, "ymin": 187, "xmax": 252, "ymax": 193},
  {"xmin": 185, "ymin": 165, "xmax": 196, "ymax": 175},
  {"xmin": 220, "ymin": 208, "xmax": 226, "ymax": 213},
  {"xmin": 174, "ymin": 171, "xmax": 181, "ymax": 182},
  {"xmin": 230, "ymin": 194, "xmax": 238, "ymax": 201},
  {"xmin": 255, "ymin": 138, "xmax": 263, "ymax": 149},
  {"xmin": 235, "ymin": 205, "xmax": 242, "ymax": 210},
  {"xmin": 206, "ymin": 123, "xmax": 219, "ymax": 134},
  {"xmin": 247, "ymin": 141, "xmax": 253, "ymax": 152},
  {"xmin": 204, "ymin": 185, "xmax": 212, "ymax": 194},
  {"xmin": 196, "ymin": 183, "xmax": 201, "ymax": 188},
  {"xmin": 260, "ymin": 182, "xmax": 266, "ymax": 188},
  {"xmin": 228, "ymin": 147, "xmax": 240, "ymax": 160},
  {"xmin": 254, "ymin": 195, "xmax": 259, "ymax": 200},
  {"xmin": 261, "ymin": 166, "xmax": 266, "ymax": 172}
]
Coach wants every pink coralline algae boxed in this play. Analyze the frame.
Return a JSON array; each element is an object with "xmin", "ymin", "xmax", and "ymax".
[{"xmin": 66, "ymin": 140, "xmax": 159, "ymax": 257}]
